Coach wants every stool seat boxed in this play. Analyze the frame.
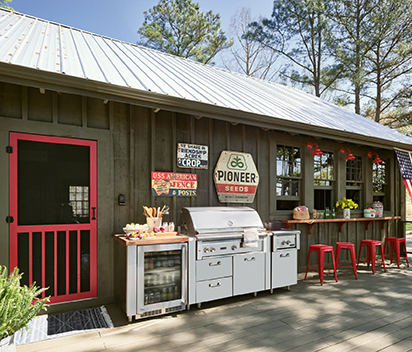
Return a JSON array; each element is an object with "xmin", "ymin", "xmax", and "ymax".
[
  {"xmin": 335, "ymin": 242, "xmax": 358, "ymax": 279},
  {"xmin": 357, "ymin": 239, "xmax": 386, "ymax": 274},
  {"xmin": 304, "ymin": 244, "xmax": 338, "ymax": 285},
  {"xmin": 384, "ymin": 237, "xmax": 410, "ymax": 268}
]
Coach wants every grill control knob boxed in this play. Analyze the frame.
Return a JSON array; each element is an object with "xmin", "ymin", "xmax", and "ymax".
[
  {"xmin": 210, "ymin": 247, "xmax": 216, "ymax": 252},
  {"xmin": 231, "ymin": 245, "xmax": 237, "ymax": 251},
  {"xmin": 203, "ymin": 248, "xmax": 209, "ymax": 253}
]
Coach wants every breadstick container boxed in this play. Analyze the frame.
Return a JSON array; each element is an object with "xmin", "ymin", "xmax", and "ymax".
[{"xmin": 146, "ymin": 217, "xmax": 162, "ymax": 231}]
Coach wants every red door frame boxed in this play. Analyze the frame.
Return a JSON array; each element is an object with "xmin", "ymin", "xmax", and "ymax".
[{"xmin": 9, "ymin": 132, "xmax": 97, "ymax": 303}]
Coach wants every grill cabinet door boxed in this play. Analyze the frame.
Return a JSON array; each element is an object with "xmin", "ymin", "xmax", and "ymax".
[
  {"xmin": 272, "ymin": 249, "xmax": 297, "ymax": 288},
  {"xmin": 233, "ymin": 252, "xmax": 265, "ymax": 295}
]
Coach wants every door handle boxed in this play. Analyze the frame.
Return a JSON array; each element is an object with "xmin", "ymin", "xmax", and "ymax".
[
  {"xmin": 209, "ymin": 261, "xmax": 221, "ymax": 266},
  {"xmin": 280, "ymin": 253, "xmax": 290, "ymax": 258},
  {"xmin": 244, "ymin": 257, "xmax": 255, "ymax": 262},
  {"xmin": 91, "ymin": 207, "xmax": 96, "ymax": 220},
  {"xmin": 209, "ymin": 282, "xmax": 221, "ymax": 288},
  {"xmin": 181, "ymin": 245, "xmax": 187, "ymax": 306}
]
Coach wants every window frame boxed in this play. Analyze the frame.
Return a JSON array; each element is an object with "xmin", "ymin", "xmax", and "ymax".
[
  {"xmin": 276, "ymin": 144, "xmax": 302, "ymax": 210},
  {"xmin": 346, "ymin": 156, "xmax": 363, "ymax": 209},
  {"xmin": 313, "ymin": 151, "xmax": 335, "ymax": 210}
]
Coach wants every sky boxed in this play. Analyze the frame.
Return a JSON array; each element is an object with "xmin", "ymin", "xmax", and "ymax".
[{"xmin": 10, "ymin": 0, "xmax": 274, "ymax": 45}]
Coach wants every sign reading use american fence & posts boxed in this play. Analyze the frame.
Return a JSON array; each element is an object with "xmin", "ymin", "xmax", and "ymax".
[
  {"xmin": 213, "ymin": 151, "xmax": 259, "ymax": 203},
  {"xmin": 152, "ymin": 172, "xmax": 197, "ymax": 197},
  {"xmin": 177, "ymin": 143, "xmax": 208, "ymax": 169}
]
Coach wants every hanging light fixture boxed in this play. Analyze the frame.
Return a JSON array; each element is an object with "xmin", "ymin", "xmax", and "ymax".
[
  {"xmin": 307, "ymin": 142, "xmax": 323, "ymax": 156},
  {"xmin": 368, "ymin": 151, "xmax": 383, "ymax": 163},
  {"xmin": 340, "ymin": 147, "xmax": 356, "ymax": 160}
]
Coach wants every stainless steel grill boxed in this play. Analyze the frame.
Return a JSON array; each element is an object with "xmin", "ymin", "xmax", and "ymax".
[{"xmin": 182, "ymin": 207, "xmax": 270, "ymax": 308}]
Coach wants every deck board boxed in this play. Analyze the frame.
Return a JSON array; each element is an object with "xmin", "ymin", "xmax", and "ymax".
[{"xmin": 18, "ymin": 260, "xmax": 412, "ymax": 352}]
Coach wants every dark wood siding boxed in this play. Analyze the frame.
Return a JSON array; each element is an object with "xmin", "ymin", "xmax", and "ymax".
[{"xmin": 0, "ymin": 80, "xmax": 404, "ymax": 278}]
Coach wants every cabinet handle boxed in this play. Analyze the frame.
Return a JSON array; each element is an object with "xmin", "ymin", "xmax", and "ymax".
[
  {"xmin": 209, "ymin": 282, "xmax": 221, "ymax": 288},
  {"xmin": 280, "ymin": 253, "xmax": 290, "ymax": 258},
  {"xmin": 209, "ymin": 261, "xmax": 221, "ymax": 266},
  {"xmin": 244, "ymin": 257, "xmax": 255, "ymax": 262}
]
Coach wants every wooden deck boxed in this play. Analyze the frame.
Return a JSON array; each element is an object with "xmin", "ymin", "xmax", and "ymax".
[{"xmin": 18, "ymin": 257, "xmax": 412, "ymax": 352}]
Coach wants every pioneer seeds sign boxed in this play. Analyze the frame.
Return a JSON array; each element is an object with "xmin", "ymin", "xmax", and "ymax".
[{"xmin": 213, "ymin": 151, "xmax": 259, "ymax": 203}]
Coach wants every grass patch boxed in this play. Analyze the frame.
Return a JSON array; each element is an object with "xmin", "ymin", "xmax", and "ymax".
[{"xmin": 406, "ymin": 222, "xmax": 412, "ymax": 232}]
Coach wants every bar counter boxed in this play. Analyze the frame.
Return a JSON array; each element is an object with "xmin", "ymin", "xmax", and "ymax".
[{"xmin": 281, "ymin": 216, "xmax": 401, "ymax": 234}]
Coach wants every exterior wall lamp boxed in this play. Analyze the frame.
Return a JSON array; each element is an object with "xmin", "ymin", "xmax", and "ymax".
[
  {"xmin": 368, "ymin": 151, "xmax": 383, "ymax": 163},
  {"xmin": 340, "ymin": 147, "xmax": 356, "ymax": 160},
  {"xmin": 307, "ymin": 142, "xmax": 323, "ymax": 156}
]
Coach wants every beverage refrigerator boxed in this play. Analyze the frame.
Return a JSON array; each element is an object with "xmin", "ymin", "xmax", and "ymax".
[{"xmin": 114, "ymin": 241, "xmax": 188, "ymax": 321}]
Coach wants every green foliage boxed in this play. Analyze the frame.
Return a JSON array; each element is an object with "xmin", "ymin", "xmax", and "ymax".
[
  {"xmin": 0, "ymin": 0, "xmax": 13, "ymax": 11},
  {"xmin": 0, "ymin": 266, "xmax": 49, "ymax": 340},
  {"xmin": 138, "ymin": 0, "xmax": 231, "ymax": 64},
  {"xmin": 248, "ymin": 0, "xmax": 342, "ymax": 97}
]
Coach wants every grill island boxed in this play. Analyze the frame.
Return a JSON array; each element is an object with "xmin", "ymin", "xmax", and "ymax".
[{"xmin": 181, "ymin": 207, "xmax": 270, "ymax": 308}]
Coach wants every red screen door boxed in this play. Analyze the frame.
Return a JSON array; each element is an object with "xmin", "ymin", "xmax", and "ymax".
[{"xmin": 9, "ymin": 133, "xmax": 97, "ymax": 303}]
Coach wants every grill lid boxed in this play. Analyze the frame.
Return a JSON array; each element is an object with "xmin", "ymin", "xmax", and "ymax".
[{"xmin": 181, "ymin": 206, "xmax": 264, "ymax": 236}]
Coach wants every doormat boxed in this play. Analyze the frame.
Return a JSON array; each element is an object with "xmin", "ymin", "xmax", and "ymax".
[{"xmin": 14, "ymin": 306, "xmax": 113, "ymax": 346}]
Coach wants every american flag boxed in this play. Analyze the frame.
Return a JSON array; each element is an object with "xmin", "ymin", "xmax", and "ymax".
[{"xmin": 394, "ymin": 148, "xmax": 412, "ymax": 201}]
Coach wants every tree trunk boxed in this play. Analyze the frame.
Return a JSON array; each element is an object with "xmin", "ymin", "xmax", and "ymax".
[
  {"xmin": 354, "ymin": 0, "xmax": 361, "ymax": 115},
  {"xmin": 375, "ymin": 46, "xmax": 381, "ymax": 123}
]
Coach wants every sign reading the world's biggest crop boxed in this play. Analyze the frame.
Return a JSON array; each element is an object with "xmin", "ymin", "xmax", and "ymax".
[{"xmin": 213, "ymin": 151, "xmax": 259, "ymax": 203}]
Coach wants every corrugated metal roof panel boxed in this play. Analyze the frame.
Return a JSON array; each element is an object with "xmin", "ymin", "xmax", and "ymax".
[{"xmin": 1, "ymin": 9, "xmax": 411, "ymax": 147}]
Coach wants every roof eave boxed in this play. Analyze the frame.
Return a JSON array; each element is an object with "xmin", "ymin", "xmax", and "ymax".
[{"xmin": 0, "ymin": 63, "xmax": 410, "ymax": 150}]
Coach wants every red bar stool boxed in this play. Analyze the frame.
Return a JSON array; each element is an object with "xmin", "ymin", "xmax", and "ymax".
[
  {"xmin": 335, "ymin": 242, "xmax": 358, "ymax": 279},
  {"xmin": 357, "ymin": 240, "xmax": 386, "ymax": 274},
  {"xmin": 383, "ymin": 237, "xmax": 410, "ymax": 268},
  {"xmin": 304, "ymin": 244, "xmax": 338, "ymax": 285}
]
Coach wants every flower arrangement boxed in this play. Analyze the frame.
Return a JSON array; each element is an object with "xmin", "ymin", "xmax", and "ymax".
[
  {"xmin": 0, "ymin": 266, "xmax": 49, "ymax": 342},
  {"xmin": 336, "ymin": 198, "xmax": 358, "ymax": 210}
]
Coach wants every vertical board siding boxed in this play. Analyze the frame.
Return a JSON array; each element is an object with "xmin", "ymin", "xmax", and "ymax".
[
  {"xmin": 28, "ymin": 87, "xmax": 53, "ymax": 122},
  {"xmin": 0, "ymin": 81, "xmax": 403, "ymax": 274},
  {"xmin": 87, "ymin": 97, "xmax": 110, "ymax": 129},
  {"xmin": 0, "ymin": 82, "xmax": 21, "ymax": 118},
  {"xmin": 58, "ymin": 92, "xmax": 82, "ymax": 126}
]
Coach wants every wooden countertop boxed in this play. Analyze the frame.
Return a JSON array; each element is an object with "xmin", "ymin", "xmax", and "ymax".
[
  {"xmin": 280, "ymin": 216, "xmax": 401, "ymax": 234},
  {"xmin": 112, "ymin": 232, "xmax": 189, "ymax": 246}
]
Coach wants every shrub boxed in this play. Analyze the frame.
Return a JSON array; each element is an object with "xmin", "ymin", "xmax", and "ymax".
[{"xmin": 0, "ymin": 266, "xmax": 49, "ymax": 340}]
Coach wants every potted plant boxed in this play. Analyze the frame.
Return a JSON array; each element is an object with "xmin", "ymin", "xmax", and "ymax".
[
  {"xmin": 0, "ymin": 266, "xmax": 49, "ymax": 352},
  {"xmin": 336, "ymin": 198, "xmax": 358, "ymax": 219}
]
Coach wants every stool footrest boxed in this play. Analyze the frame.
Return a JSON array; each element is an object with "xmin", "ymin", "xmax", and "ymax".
[{"xmin": 307, "ymin": 267, "xmax": 336, "ymax": 274}]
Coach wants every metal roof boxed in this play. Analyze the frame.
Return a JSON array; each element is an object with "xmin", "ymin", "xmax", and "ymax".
[{"xmin": 1, "ymin": 9, "xmax": 412, "ymax": 148}]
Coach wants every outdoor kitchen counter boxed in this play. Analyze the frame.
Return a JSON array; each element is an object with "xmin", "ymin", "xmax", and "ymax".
[
  {"xmin": 281, "ymin": 216, "xmax": 401, "ymax": 234},
  {"xmin": 112, "ymin": 232, "xmax": 189, "ymax": 246}
]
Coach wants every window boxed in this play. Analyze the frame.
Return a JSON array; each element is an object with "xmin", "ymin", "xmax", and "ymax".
[
  {"xmin": 372, "ymin": 161, "xmax": 386, "ymax": 205},
  {"xmin": 276, "ymin": 145, "xmax": 301, "ymax": 210},
  {"xmin": 346, "ymin": 156, "xmax": 363, "ymax": 209},
  {"xmin": 69, "ymin": 186, "xmax": 90, "ymax": 221},
  {"xmin": 314, "ymin": 152, "xmax": 334, "ymax": 210}
]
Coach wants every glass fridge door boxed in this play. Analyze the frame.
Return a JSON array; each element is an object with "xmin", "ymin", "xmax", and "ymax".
[{"xmin": 137, "ymin": 243, "xmax": 187, "ymax": 314}]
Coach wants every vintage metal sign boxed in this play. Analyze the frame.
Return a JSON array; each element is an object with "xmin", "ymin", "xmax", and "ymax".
[
  {"xmin": 213, "ymin": 151, "xmax": 259, "ymax": 203},
  {"xmin": 152, "ymin": 172, "xmax": 197, "ymax": 197},
  {"xmin": 177, "ymin": 143, "xmax": 208, "ymax": 169}
]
